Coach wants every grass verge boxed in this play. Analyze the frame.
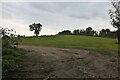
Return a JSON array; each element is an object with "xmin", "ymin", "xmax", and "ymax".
[{"xmin": 2, "ymin": 47, "xmax": 26, "ymax": 77}]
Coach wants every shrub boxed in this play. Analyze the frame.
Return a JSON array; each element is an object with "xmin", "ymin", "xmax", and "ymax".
[{"xmin": 2, "ymin": 47, "xmax": 25, "ymax": 76}]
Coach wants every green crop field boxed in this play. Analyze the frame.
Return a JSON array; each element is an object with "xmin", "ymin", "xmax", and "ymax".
[{"xmin": 20, "ymin": 35, "xmax": 118, "ymax": 52}]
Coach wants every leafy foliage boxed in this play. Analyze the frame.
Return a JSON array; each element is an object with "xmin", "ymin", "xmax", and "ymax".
[
  {"xmin": 29, "ymin": 23, "xmax": 42, "ymax": 36},
  {"xmin": 0, "ymin": 27, "xmax": 21, "ymax": 47},
  {"xmin": 109, "ymin": 0, "xmax": 120, "ymax": 44},
  {"xmin": 57, "ymin": 27, "xmax": 115, "ymax": 38},
  {"xmin": 0, "ymin": 27, "xmax": 25, "ymax": 77},
  {"xmin": 109, "ymin": 0, "xmax": 120, "ymax": 29},
  {"xmin": 73, "ymin": 29, "xmax": 80, "ymax": 35},
  {"xmin": 57, "ymin": 30, "xmax": 71, "ymax": 35},
  {"xmin": 2, "ymin": 47, "xmax": 25, "ymax": 75}
]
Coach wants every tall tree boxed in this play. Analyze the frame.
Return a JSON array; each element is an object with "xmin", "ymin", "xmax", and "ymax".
[
  {"xmin": 106, "ymin": 28, "xmax": 111, "ymax": 33},
  {"xmin": 109, "ymin": 0, "xmax": 120, "ymax": 44},
  {"xmin": 85, "ymin": 27, "xmax": 93, "ymax": 36},
  {"xmin": 99, "ymin": 29, "xmax": 107, "ymax": 37},
  {"xmin": 29, "ymin": 23, "xmax": 42, "ymax": 36},
  {"xmin": 106, "ymin": 28, "xmax": 111, "ymax": 37},
  {"xmin": 73, "ymin": 29, "xmax": 80, "ymax": 35},
  {"xmin": 79, "ymin": 29, "xmax": 86, "ymax": 35}
]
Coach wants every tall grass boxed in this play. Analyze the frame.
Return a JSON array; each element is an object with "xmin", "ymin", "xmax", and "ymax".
[{"xmin": 2, "ymin": 47, "xmax": 25, "ymax": 76}]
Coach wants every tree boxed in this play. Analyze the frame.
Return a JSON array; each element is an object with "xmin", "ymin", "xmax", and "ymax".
[
  {"xmin": 73, "ymin": 29, "xmax": 80, "ymax": 35},
  {"xmin": 99, "ymin": 29, "xmax": 107, "ymax": 37},
  {"xmin": 106, "ymin": 28, "xmax": 111, "ymax": 37},
  {"xmin": 57, "ymin": 30, "xmax": 71, "ymax": 35},
  {"xmin": 110, "ymin": 31, "xmax": 117, "ymax": 38},
  {"xmin": 29, "ymin": 23, "xmax": 42, "ymax": 36},
  {"xmin": 106, "ymin": 28, "xmax": 110, "ymax": 33},
  {"xmin": 0, "ymin": 27, "xmax": 20, "ymax": 47},
  {"xmin": 0, "ymin": 27, "xmax": 8, "ymax": 37},
  {"xmin": 91, "ymin": 30, "xmax": 98, "ymax": 36},
  {"xmin": 109, "ymin": 0, "xmax": 120, "ymax": 44},
  {"xmin": 85, "ymin": 27, "xmax": 93, "ymax": 36},
  {"xmin": 79, "ymin": 29, "xmax": 86, "ymax": 35}
]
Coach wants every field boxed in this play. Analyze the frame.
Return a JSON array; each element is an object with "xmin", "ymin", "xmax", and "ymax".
[
  {"xmin": 4, "ymin": 35, "xmax": 119, "ymax": 78},
  {"xmin": 20, "ymin": 35, "xmax": 118, "ymax": 52}
]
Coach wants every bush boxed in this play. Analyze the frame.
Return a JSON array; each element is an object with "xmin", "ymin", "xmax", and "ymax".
[
  {"xmin": 2, "ymin": 47, "xmax": 23, "ymax": 57},
  {"xmin": 1, "ymin": 27, "xmax": 25, "ymax": 76},
  {"xmin": 2, "ymin": 47, "xmax": 25, "ymax": 76},
  {"xmin": 2, "ymin": 59, "xmax": 18, "ymax": 74}
]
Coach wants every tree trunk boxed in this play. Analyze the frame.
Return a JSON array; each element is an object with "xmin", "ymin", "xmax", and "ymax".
[
  {"xmin": 35, "ymin": 33, "xmax": 38, "ymax": 37},
  {"xmin": 118, "ymin": 29, "xmax": 120, "ymax": 44},
  {"xmin": 117, "ymin": 29, "xmax": 120, "ymax": 54}
]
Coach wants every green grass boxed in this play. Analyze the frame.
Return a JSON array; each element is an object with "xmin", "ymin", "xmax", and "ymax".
[
  {"xmin": 2, "ymin": 47, "xmax": 26, "ymax": 76},
  {"xmin": 20, "ymin": 35, "xmax": 118, "ymax": 52}
]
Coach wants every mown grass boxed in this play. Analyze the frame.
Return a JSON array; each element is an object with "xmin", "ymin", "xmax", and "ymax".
[{"xmin": 20, "ymin": 35, "xmax": 118, "ymax": 52}]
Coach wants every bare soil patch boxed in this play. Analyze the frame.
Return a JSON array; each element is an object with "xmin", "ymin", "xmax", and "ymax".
[{"xmin": 5, "ymin": 45, "xmax": 118, "ymax": 79}]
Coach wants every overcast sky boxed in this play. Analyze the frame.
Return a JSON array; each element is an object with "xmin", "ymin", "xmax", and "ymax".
[{"xmin": 1, "ymin": 1, "xmax": 116, "ymax": 36}]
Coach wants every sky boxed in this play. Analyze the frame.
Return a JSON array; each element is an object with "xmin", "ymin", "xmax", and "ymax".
[{"xmin": 0, "ymin": 1, "xmax": 117, "ymax": 36}]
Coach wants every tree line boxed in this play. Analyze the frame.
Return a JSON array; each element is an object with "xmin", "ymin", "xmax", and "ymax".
[{"xmin": 57, "ymin": 27, "xmax": 117, "ymax": 38}]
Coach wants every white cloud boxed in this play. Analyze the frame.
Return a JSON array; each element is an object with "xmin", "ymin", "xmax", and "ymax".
[
  {"xmin": 0, "ymin": 0, "xmax": 110, "ymax": 2},
  {"xmin": 1, "ymin": 2, "xmax": 116, "ymax": 36}
]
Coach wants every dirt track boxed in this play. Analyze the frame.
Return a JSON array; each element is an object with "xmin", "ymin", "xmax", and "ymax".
[{"xmin": 6, "ymin": 45, "xmax": 118, "ymax": 78}]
